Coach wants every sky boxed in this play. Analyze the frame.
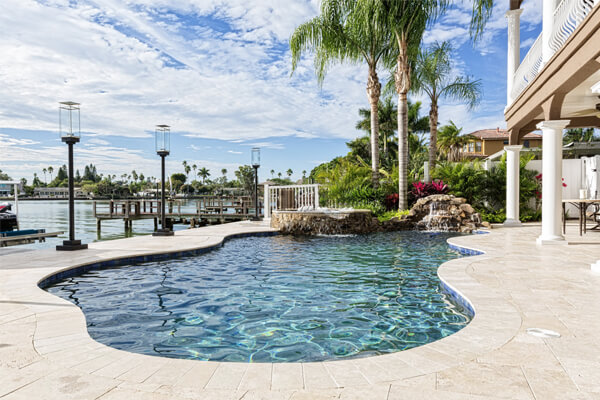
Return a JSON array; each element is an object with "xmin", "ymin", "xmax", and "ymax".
[{"xmin": 0, "ymin": 0, "xmax": 544, "ymax": 184}]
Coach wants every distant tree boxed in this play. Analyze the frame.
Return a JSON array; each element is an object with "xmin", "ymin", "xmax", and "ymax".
[
  {"xmin": 302, "ymin": 170, "xmax": 307, "ymax": 182},
  {"xmin": 234, "ymin": 165, "xmax": 255, "ymax": 194},
  {"xmin": 412, "ymin": 41, "xmax": 482, "ymax": 169},
  {"xmin": 32, "ymin": 173, "xmax": 43, "ymax": 187},
  {"xmin": 170, "ymin": 173, "xmax": 187, "ymax": 192},
  {"xmin": 286, "ymin": 169, "xmax": 293, "ymax": 179},
  {"xmin": 277, "ymin": 172, "xmax": 282, "ymax": 179},
  {"xmin": 437, "ymin": 121, "xmax": 475, "ymax": 162},
  {"xmin": 192, "ymin": 164, "xmax": 197, "ymax": 178},
  {"xmin": 563, "ymin": 128, "xmax": 599, "ymax": 144},
  {"xmin": 132, "ymin": 170, "xmax": 138, "ymax": 182},
  {"xmin": 56, "ymin": 165, "xmax": 68, "ymax": 182},
  {"xmin": 198, "ymin": 167, "xmax": 210, "ymax": 184},
  {"xmin": 75, "ymin": 169, "xmax": 81, "ymax": 182},
  {"xmin": 0, "ymin": 169, "xmax": 10, "ymax": 180},
  {"xmin": 270, "ymin": 169, "xmax": 275, "ymax": 178},
  {"xmin": 48, "ymin": 166, "xmax": 54, "ymax": 182},
  {"xmin": 139, "ymin": 173, "xmax": 145, "ymax": 182},
  {"xmin": 42, "ymin": 168, "xmax": 47, "ymax": 184}
]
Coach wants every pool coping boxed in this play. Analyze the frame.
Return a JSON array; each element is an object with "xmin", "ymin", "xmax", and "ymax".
[{"xmin": 0, "ymin": 222, "xmax": 534, "ymax": 398}]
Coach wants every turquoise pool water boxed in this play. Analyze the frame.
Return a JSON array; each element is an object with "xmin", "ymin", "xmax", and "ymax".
[{"xmin": 46, "ymin": 232, "xmax": 472, "ymax": 362}]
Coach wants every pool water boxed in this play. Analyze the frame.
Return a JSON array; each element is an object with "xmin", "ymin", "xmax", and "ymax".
[{"xmin": 46, "ymin": 232, "xmax": 472, "ymax": 362}]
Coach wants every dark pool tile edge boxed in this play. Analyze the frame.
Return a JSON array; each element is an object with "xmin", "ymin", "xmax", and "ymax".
[{"xmin": 38, "ymin": 230, "xmax": 279, "ymax": 289}]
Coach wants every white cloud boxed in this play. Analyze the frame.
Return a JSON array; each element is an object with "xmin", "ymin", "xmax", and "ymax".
[{"xmin": 227, "ymin": 150, "xmax": 242, "ymax": 154}]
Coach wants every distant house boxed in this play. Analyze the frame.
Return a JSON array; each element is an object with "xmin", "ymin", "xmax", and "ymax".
[
  {"xmin": 34, "ymin": 187, "xmax": 87, "ymax": 198},
  {"xmin": 460, "ymin": 128, "xmax": 543, "ymax": 159}
]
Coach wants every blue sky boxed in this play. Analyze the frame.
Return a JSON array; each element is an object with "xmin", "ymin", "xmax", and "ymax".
[{"xmin": 0, "ymin": 0, "xmax": 543, "ymax": 183}]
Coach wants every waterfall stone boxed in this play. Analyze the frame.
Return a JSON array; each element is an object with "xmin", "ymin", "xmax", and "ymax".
[{"xmin": 270, "ymin": 195, "xmax": 483, "ymax": 235}]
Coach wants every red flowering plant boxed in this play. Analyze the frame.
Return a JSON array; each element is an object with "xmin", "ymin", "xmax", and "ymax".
[
  {"xmin": 534, "ymin": 174, "xmax": 566, "ymax": 200},
  {"xmin": 409, "ymin": 180, "xmax": 449, "ymax": 204}
]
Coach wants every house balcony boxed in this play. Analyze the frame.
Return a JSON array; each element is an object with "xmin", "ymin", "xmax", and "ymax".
[
  {"xmin": 509, "ymin": 0, "xmax": 599, "ymax": 105},
  {"xmin": 505, "ymin": 0, "xmax": 600, "ymax": 143}
]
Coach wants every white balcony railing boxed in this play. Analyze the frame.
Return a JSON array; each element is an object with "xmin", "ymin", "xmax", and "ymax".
[
  {"xmin": 511, "ymin": 35, "xmax": 543, "ymax": 102},
  {"xmin": 550, "ymin": 0, "xmax": 596, "ymax": 52},
  {"xmin": 510, "ymin": 0, "xmax": 598, "ymax": 103}
]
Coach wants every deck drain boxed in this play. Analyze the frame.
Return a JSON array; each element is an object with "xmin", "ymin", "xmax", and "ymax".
[{"xmin": 526, "ymin": 328, "xmax": 561, "ymax": 338}]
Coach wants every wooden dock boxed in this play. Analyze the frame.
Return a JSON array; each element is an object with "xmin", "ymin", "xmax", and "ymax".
[{"xmin": 93, "ymin": 197, "xmax": 263, "ymax": 232}]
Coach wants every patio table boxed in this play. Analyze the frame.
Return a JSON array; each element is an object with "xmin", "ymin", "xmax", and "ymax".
[{"xmin": 562, "ymin": 199, "xmax": 600, "ymax": 236}]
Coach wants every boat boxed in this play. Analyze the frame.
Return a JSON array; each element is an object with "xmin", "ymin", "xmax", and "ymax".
[{"xmin": 0, "ymin": 202, "xmax": 18, "ymax": 232}]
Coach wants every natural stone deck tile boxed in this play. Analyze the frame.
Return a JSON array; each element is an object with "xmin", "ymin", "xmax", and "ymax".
[
  {"xmin": 301, "ymin": 362, "xmax": 338, "ymax": 390},
  {"xmin": 238, "ymin": 362, "xmax": 273, "ymax": 390},
  {"xmin": 1, "ymin": 222, "xmax": 600, "ymax": 398},
  {"xmin": 204, "ymin": 362, "xmax": 248, "ymax": 390},
  {"xmin": 435, "ymin": 362, "xmax": 535, "ymax": 400},
  {"xmin": 272, "ymin": 362, "xmax": 303, "ymax": 390},
  {"xmin": 2, "ymin": 369, "xmax": 119, "ymax": 400},
  {"xmin": 522, "ymin": 367, "xmax": 589, "ymax": 400}
]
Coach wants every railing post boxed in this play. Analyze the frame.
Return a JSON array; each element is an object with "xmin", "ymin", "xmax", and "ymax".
[
  {"xmin": 314, "ymin": 184, "xmax": 319, "ymax": 209},
  {"xmin": 264, "ymin": 184, "xmax": 270, "ymax": 219}
]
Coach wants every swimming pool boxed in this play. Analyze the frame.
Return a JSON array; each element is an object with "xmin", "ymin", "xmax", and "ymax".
[{"xmin": 46, "ymin": 231, "xmax": 473, "ymax": 362}]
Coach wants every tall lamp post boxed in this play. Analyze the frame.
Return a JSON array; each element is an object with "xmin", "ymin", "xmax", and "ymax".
[
  {"xmin": 153, "ymin": 125, "xmax": 174, "ymax": 237},
  {"xmin": 57, "ymin": 101, "xmax": 88, "ymax": 251},
  {"xmin": 251, "ymin": 147, "xmax": 260, "ymax": 220}
]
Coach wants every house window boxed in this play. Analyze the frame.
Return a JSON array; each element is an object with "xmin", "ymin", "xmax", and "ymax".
[
  {"xmin": 523, "ymin": 140, "xmax": 530, "ymax": 148},
  {"xmin": 468, "ymin": 142, "xmax": 475, "ymax": 152},
  {"xmin": 475, "ymin": 142, "xmax": 482, "ymax": 152}
]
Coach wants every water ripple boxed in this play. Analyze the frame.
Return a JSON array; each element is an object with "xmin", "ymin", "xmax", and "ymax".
[{"xmin": 47, "ymin": 231, "xmax": 472, "ymax": 362}]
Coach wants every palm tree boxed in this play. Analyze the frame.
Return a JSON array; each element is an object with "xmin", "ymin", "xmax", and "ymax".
[
  {"xmin": 48, "ymin": 166, "xmax": 54, "ymax": 183},
  {"xmin": 198, "ymin": 167, "xmax": 210, "ymax": 184},
  {"xmin": 270, "ymin": 169, "xmax": 275, "ymax": 178},
  {"xmin": 382, "ymin": 0, "xmax": 493, "ymax": 209},
  {"xmin": 291, "ymin": 0, "xmax": 392, "ymax": 187},
  {"xmin": 192, "ymin": 164, "xmax": 197, "ymax": 179},
  {"xmin": 42, "ymin": 168, "xmax": 47, "ymax": 184},
  {"xmin": 412, "ymin": 41, "xmax": 481, "ymax": 169},
  {"xmin": 437, "ymin": 121, "xmax": 474, "ymax": 162},
  {"xmin": 277, "ymin": 172, "xmax": 282, "ymax": 179},
  {"xmin": 563, "ymin": 128, "xmax": 599, "ymax": 144},
  {"xmin": 302, "ymin": 170, "xmax": 307, "ymax": 183},
  {"xmin": 356, "ymin": 96, "xmax": 397, "ymax": 159},
  {"xmin": 221, "ymin": 168, "xmax": 228, "ymax": 184},
  {"xmin": 286, "ymin": 169, "xmax": 293, "ymax": 179}
]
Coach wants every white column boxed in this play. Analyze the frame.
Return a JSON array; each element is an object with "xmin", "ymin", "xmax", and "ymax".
[
  {"xmin": 542, "ymin": 0, "xmax": 557, "ymax": 64},
  {"xmin": 423, "ymin": 161, "xmax": 430, "ymax": 183},
  {"xmin": 263, "ymin": 184, "xmax": 270, "ymax": 219},
  {"xmin": 504, "ymin": 145, "xmax": 523, "ymax": 227},
  {"xmin": 536, "ymin": 120, "xmax": 570, "ymax": 245},
  {"xmin": 506, "ymin": 9, "xmax": 523, "ymax": 104}
]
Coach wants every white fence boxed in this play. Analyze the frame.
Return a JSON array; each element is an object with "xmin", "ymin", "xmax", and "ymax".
[{"xmin": 263, "ymin": 184, "xmax": 320, "ymax": 218}]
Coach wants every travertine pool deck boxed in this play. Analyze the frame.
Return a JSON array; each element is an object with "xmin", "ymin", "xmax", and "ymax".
[{"xmin": 1, "ymin": 221, "xmax": 600, "ymax": 399}]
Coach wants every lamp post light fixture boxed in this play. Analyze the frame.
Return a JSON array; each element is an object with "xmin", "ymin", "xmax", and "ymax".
[
  {"xmin": 153, "ymin": 125, "xmax": 174, "ymax": 237},
  {"xmin": 251, "ymin": 147, "xmax": 260, "ymax": 220},
  {"xmin": 56, "ymin": 101, "xmax": 88, "ymax": 251}
]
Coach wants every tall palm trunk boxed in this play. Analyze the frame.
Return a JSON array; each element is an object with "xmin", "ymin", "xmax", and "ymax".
[
  {"xmin": 367, "ymin": 68, "xmax": 381, "ymax": 187},
  {"xmin": 428, "ymin": 101, "xmax": 438, "ymax": 172},
  {"xmin": 395, "ymin": 34, "xmax": 410, "ymax": 210}
]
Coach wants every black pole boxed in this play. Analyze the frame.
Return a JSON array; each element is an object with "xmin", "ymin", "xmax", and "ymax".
[
  {"xmin": 68, "ymin": 141, "xmax": 75, "ymax": 241},
  {"xmin": 254, "ymin": 165, "xmax": 259, "ymax": 220},
  {"xmin": 153, "ymin": 151, "xmax": 174, "ymax": 236},
  {"xmin": 57, "ymin": 136, "xmax": 87, "ymax": 251},
  {"xmin": 161, "ymin": 154, "xmax": 166, "ymax": 229}
]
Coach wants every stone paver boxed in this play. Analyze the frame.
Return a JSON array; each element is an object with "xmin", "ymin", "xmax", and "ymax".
[{"xmin": 1, "ymin": 221, "xmax": 600, "ymax": 399}]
